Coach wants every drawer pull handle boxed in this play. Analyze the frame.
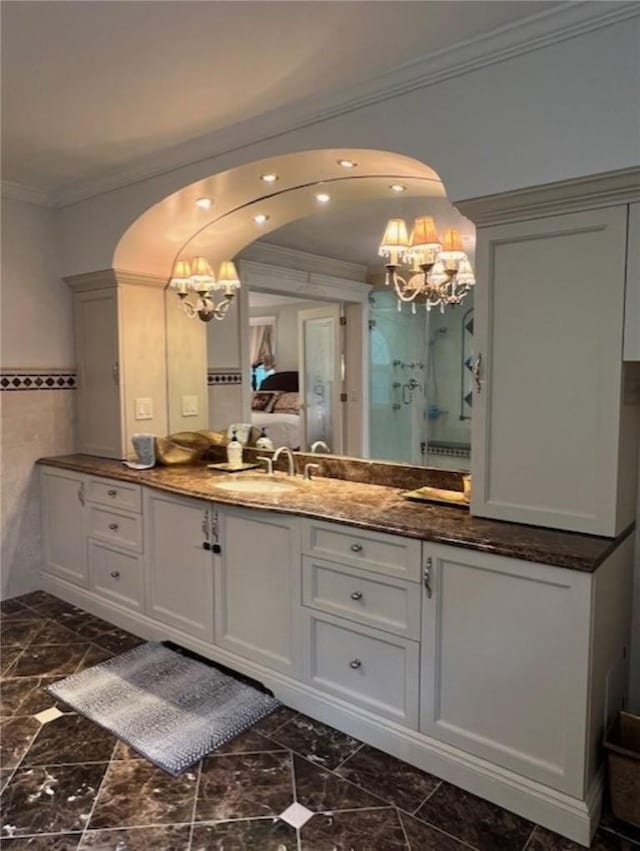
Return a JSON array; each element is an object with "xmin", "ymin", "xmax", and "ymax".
[
  {"xmin": 107, "ymin": 489, "xmax": 117, "ymax": 497},
  {"xmin": 108, "ymin": 522, "xmax": 119, "ymax": 531},
  {"xmin": 424, "ymin": 557, "xmax": 433, "ymax": 599},
  {"xmin": 110, "ymin": 571, "xmax": 121, "ymax": 579},
  {"xmin": 350, "ymin": 591, "xmax": 363, "ymax": 601},
  {"xmin": 349, "ymin": 659, "xmax": 362, "ymax": 670},
  {"xmin": 350, "ymin": 543, "xmax": 363, "ymax": 553}
]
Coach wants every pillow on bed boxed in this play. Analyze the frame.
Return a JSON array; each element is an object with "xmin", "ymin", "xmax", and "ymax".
[
  {"xmin": 251, "ymin": 391, "xmax": 280, "ymax": 412},
  {"xmin": 272, "ymin": 391, "xmax": 299, "ymax": 414}
]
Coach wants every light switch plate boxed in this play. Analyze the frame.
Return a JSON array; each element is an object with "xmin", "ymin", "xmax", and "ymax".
[
  {"xmin": 134, "ymin": 397, "xmax": 153, "ymax": 420},
  {"xmin": 182, "ymin": 395, "xmax": 199, "ymax": 417}
]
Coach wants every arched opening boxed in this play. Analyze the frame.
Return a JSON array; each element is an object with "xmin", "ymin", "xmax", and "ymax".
[{"xmin": 114, "ymin": 148, "xmax": 474, "ymax": 469}]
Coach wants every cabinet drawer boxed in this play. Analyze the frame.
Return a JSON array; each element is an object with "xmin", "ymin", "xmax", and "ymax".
[
  {"xmin": 88, "ymin": 540, "xmax": 143, "ymax": 611},
  {"xmin": 88, "ymin": 506, "xmax": 142, "ymax": 552},
  {"xmin": 86, "ymin": 478, "xmax": 141, "ymax": 513},
  {"xmin": 302, "ymin": 557, "xmax": 420, "ymax": 639},
  {"xmin": 302, "ymin": 520, "xmax": 421, "ymax": 581},
  {"xmin": 303, "ymin": 610, "xmax": 419, "ymax": 728}
]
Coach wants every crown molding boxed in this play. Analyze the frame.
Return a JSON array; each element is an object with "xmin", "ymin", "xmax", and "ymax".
[
  {"xmin": 239, "ymin": 241, "xmax": 367, "ymax": 283},
  {"xmin": 457, "ymin": 167, "xmax": 640, "ymax": 227},
  {"xmin": 1, "ymin": 180, "xmax": 54, "ymax": 207},
  {"xmin": 51, "ymin": 2, "xmax": 640, "ymax": 208},
  {"xmin": 64, "ymin": 268, "xmax": 167, "ymax": 291},
  {"xmin": 239, "ymin": 258, "xmax": 371, "ymax": 304}
]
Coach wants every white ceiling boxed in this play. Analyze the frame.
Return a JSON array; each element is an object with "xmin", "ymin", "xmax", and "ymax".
[{"xmin": 1, "ymin": 1, "xmax": 554, "ymax": 193}]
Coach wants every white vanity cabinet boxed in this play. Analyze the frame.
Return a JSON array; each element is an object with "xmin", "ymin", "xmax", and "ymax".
[
  {"xmin": 420, "ymin": 540, "xmax": 633, "ymax": 801},
  {"xmin": 300, "ymin": 520, "xmax": 421, "ymax": 727},
  {"xmin": 41, "ymin": 466, "xmax": 88, "ymax": 587},
  {"xmin": 470, "ymin": 203, "xmax": 639, "ymax": 537},
  {"xmin": 214, "ymin": 505, "xmax": 302, "ymax": 676},
  {"xmin": 85, "ymin": 477, "xmax": 144, "ymax": 612},
  {"xmin": 143, "ymin": 489, "xmax": 214, "ymax": 642}
]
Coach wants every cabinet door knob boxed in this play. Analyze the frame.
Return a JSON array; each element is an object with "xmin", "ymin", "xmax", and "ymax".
[
  {"xmin": 108, "ymin": 522, "xmax": 119, "ymax": 531},
  {"xmin": 350, "ymin": 543, "xmax": 363, "ymax": 553},
  {"xmin": 350, "ymin": 591, "xmax": 363, "ymax": 601},
  {"xmin": 107, "ymin": 489, "xmax": 117, "ymax": 497},
  {"xmin": 110, "ymin": 570, "xmax": 120, "ymax": 579},
  {"xmin": 349, "ymin": 659, "xmax": 362, "ymax": 670}
]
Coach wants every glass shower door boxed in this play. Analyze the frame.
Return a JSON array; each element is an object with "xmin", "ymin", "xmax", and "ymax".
[
  {"xmin": 298, "ymin": 305, "xmax": 343, "ymax": 454},
  {"xmin": 368, "ymin": 291, "xmax": 427, "ymax": 464}
]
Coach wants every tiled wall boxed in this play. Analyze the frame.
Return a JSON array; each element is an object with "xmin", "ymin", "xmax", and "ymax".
[{"xmin": 1, "ymin": 376, "xmax": 76, "ymax": 598}]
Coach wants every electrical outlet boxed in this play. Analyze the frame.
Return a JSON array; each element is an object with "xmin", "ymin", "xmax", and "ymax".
[
  {"xmin": 182, "ymin": 395, "xmax": 199, "ymax": 417},
  {"xmin": 134, "ymin": 397, "xmax": 153, "ymax": 421}
]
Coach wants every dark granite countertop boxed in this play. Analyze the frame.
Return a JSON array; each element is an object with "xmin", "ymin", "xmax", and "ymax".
[{"xmin": 37, "ymin": 454, "xmax": 632, "ymax": 573}]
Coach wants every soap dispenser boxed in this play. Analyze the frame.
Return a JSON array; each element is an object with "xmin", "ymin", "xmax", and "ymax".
[
  {"xmin": 255, "ymin": 427, "xmax": 274, "ymax": 451},
  {"xmin": 227, "ymin": 429, "xmax": 243, "ymax": 470}
]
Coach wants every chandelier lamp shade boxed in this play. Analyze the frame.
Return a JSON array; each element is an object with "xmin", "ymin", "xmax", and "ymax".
[
  {"xmin": 169, "ymin": 257, "xmax": 241, "ymax": 322},
  {"xmin": 378, "ymin": 217, "xmax": 475, "ymax": 312}
]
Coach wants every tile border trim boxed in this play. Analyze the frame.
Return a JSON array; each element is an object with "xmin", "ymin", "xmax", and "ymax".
[
  {"xmin": 0, "ymin": 370, "xmax": 77, "ymax": 391},
  {"xmin": 207, "ymin": 370, "xmax": 242, "ymax": 386}
]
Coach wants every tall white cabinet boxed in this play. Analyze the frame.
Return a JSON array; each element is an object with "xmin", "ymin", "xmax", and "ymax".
[
  {"xmin": 67, "ymin": 270, "xmax": 169, "ymax": 459},
  {"xmin": 464, "ymin": 189, "xmax": 640, "ymax": 536}
]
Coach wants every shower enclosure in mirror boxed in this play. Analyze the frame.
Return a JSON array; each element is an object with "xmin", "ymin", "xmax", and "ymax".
[{"xmin": 368, "ymin": 290, "xmax": 472, "ymax": 470}]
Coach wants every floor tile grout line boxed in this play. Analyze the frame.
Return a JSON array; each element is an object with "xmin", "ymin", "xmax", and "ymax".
[
  {"xmin": 398, "ymin": 797, "xmax": 482, "ymax": 851},
  {"xmin": 4, "ymin": 717, "xmax": 44, "ymax": 778},
  {"xmin": 396, "ymin": 805, "xmax": 413, "ymax": 850},
  {"xmin": 77, "ymin": 756, "xmax": 115, "ymax": 843},
  {"xmin": 600, "ymin": 824, "xmax": 640, "ymax": 846},
  {"xmin": 409, "ymin": 779, "xmax": 442, "ymax": 816},
  {"xmin": 186, "ymin": 758, "xmax": 203, "ymax": 851},
  {"xmin": 332, "ymin": 741, "xmax": 364, "ymax": 773},
  {"xmin": 282, "ymin": 746, "xmax": 390, "ymax": 810},
  {"xmin": 11, "ymin": 822, "xmax": 195, "ymax": 840},
  {"xmin": 289, "ymin": 748, "xmax": 298, "ymax": 804}
]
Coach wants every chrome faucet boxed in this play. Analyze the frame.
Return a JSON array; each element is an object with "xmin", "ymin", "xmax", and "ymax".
[
  {"xmin": 303, "ymin": 462, "xmax": 320, "ymax": 481},
  {"xmin": 310, "ymin": 440, "xmax": 331, "ymax": 454},
  {"xmin": 273, "ymin": 446, "xmax": 295, "ymax": 477},
  {"xmin": 257, "ymin": 456, "xmax": 274, "ymax": 475}
]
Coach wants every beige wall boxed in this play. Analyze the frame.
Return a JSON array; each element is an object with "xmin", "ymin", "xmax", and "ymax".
[
  {"xmin": 1, "ymin": 197, "xmax": 77, "ymax": 597},
  {"xmin": 1, "ymin": 197, "xmax": 73, "ymax": 369}
]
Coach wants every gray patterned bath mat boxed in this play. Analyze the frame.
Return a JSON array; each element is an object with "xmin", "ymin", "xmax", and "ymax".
[{"xmin": 48, "ymin": 641, "xmax": 280, "ymax": 775}]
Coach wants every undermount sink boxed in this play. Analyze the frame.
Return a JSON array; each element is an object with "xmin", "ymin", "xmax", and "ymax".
[{"xmin": 211, "ymin": 476, "xmax": 298, "ymax": 495}]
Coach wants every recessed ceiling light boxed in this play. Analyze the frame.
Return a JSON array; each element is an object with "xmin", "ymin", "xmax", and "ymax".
[
  {"xmin": 260, "ymin": 174, "xmax": 278, "ymax": 183},
  {"xmin": 253, "ymin": 213, "xmax": 270, "ymax": 224},
  {"xmin": 337, "ymin": 159, "xmax": 357, "ymax": 168},
  {"xmin": 195, "ymin": 197, "xmax": 213, "ymax": 209},
  {"xmin": 390, "ymin": 184, "xmax": 407, "ymax": 193},
  {"xmin": 315, "ymin": 193, "xmax": 331, "ymax": 204}
]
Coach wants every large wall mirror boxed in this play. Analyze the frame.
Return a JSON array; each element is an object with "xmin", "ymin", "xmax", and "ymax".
[{"xmin": 162, "ymin": 150, "xmax": 475, "ymax": 472}]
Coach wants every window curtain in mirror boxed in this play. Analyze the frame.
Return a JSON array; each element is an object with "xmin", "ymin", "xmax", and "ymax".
[{"xmin": 250, "ymin": 324, "xmax": 275, "ymax": 369}]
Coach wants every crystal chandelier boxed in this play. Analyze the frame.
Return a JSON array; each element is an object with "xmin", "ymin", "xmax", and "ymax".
[
  {"xmin": 169, "ymin": 257, "xmax": 241, "ymax": 322},
  {"xmin": 378, "ymin": 217, "xmax": 475, "ymax": 312}
]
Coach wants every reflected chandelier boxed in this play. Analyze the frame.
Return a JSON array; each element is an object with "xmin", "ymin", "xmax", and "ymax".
[
  {"xmin": 378, "ymin": 217, "xmax": 475, "ymax": 312},
  {"xmin": 169, "ymin": 257, "xmax": 241, "ymax": 322}
]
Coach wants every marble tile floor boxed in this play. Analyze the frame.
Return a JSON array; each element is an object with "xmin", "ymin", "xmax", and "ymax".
[{"xmin": 1, "ymin": 592, "xmax": 639, "ymax": 851}]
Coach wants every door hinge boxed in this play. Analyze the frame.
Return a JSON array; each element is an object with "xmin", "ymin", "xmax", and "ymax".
[
  {"xmin": 368, "ymin": 319, "xmax": 376, "ymax": 330},
  {"xmin": 340, "ymin": 392, "xmax": 348, "ymax": 403},
  {"xmin": 339, "ymin": 316, "xmax": 347, "ymax": 326}
]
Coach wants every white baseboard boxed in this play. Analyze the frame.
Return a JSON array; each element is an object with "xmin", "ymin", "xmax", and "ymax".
[{"xmin": 40, "ymin": 572, "xmax": 599, "ymax": 847}]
